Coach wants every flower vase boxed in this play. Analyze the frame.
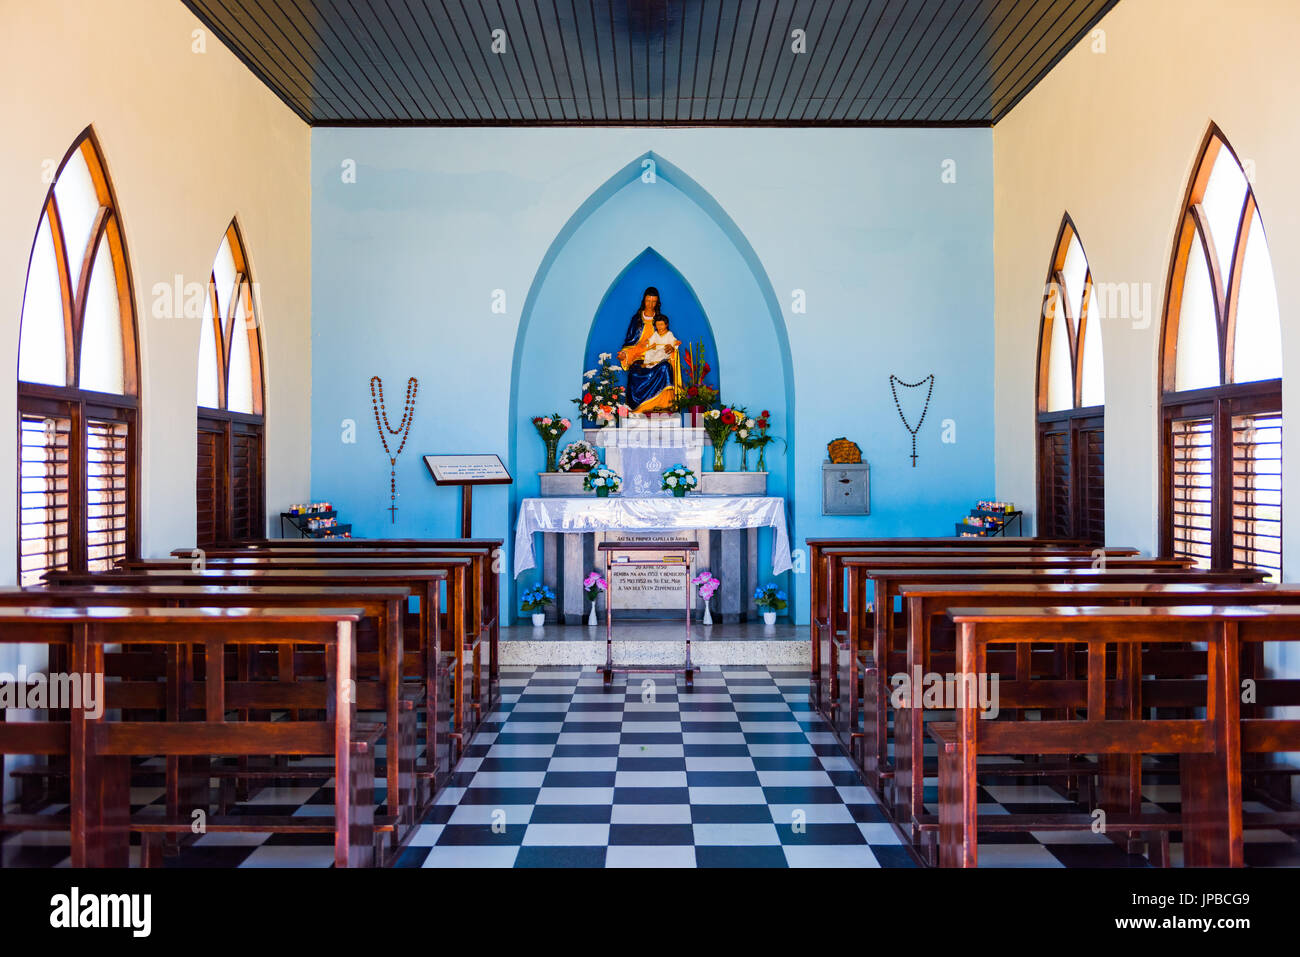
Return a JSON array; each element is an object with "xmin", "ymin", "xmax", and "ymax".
[
  {"xmin": 595, "ymin": 487, "xmax": 610, "ymax": 498},
  {"xmin": 762, "ymin": 610, "xmax": 777, "ymax": 625},
  {"xmin": 702, "ymin": 600, "xmax": 713, "ymax": 626},
  {"xmin": 531, "ymin": 612, "xmax": 545, "ymax": 627},
  {"xmin": 689, "ymin": 405, "xmax": 703, "ymax": 428},
  {"xmin": 588, "ymin": 603, "xmax": 598, "ymax": 627},
  {"xmin": 712, "ymin": 442, "xmax": 726, "ymax": 472},
  {"xmin": 672, "ymin": 486, "xmax": 687, "ymax": 498},
  {"xmin": 740, "ymin": 445, "xmax": 750, "ymax": 471},
  {"xmin": 757, "ymin": 445, "xmax": 767, "ymax": 472},
  {"xmin": 544, "ymin": 436, "xmax": 559, "ymax": 473}
]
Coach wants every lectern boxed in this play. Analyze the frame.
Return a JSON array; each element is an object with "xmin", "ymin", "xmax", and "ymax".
[{"xmin": 598, "ymin": 540, "xmax": 699, "ymax": 691}]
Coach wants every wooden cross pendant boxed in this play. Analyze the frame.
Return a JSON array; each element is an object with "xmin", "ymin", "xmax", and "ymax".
[{"xmin": 388, "ymin": 501, "xmax": 398, "ymax": 523}]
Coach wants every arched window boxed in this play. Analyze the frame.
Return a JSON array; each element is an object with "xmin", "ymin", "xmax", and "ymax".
[
  {"xmin": 17, "ymin": 129, "xmax": 139, "ymax": 584},
  {"xmin": 1159, "ymin": 126, "xmax": 1281, "ymax": 579},
  {"xmin": 196, "ymin": 220, "xmax": 265, "ymax": 545},
  {"xmin": 1035, "ymin": 214, "xmax": 1104, "ymax": 544}
]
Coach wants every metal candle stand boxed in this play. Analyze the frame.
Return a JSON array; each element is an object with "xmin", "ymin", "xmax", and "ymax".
[{"xmin": 598, "ymin": 540, "xmax": 699, "ymax": 692}]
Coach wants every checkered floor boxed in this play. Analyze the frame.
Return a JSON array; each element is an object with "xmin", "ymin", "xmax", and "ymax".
[{"xmin": 4, "ymin": 665, "xmax": 1298, "ymax": 867}]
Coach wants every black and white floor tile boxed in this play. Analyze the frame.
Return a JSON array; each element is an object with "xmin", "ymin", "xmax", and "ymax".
[{"xmin": 3, "ymin": 665, "xmax": 1298, "ymax": 868}]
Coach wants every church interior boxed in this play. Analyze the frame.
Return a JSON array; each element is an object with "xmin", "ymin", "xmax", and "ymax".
[{"xmin": 3, "ymin": 0, "xmax": 1299, "ymax": 898}]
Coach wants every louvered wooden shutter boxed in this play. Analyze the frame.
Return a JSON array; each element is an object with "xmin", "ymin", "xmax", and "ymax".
[
  {"xmin": 196, "ymin": 425, "xmax": 222, "ymax": 546},
  {"xmin": 1039, "ymin": 428, "xmax": 1071, "ymax": 538},
  {"xmin": 18, "ymin": 413, "xmax": 71, "ymax": 586},
  {"xmin": 1078, "ymin": 425, "xmax": 1105, "ymax": 546},
  {"xmin": 229, "ymin": 427, "xmax": 263, "ymax": 540},
  {"xmin": 1170, "ymin": 416, "xmax": 1213, "ymax": 568},
  {"xmin": 1231, "ymin": 412, "xmax": 1281, "ymax": 581},
  {"xmin": 85, "ymin": 417, "xmax": 129, "ymax": 571}
]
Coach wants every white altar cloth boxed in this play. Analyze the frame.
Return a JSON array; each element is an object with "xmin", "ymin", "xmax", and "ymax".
[{"xmin": 513, "ymin": 495, "xmax": 792, "ymax": 578}]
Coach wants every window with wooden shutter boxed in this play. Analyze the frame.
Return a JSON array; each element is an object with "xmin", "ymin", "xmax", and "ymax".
[
  {"xmin": 1231, "ymin": 412, "xmax": 1281, "ymax": 581},
  {"xmin": 18, "ymin": 413, "xmax": 71, "ymax": 586},
  {"xmin": 196, "ymin": 221, "xmax": 265, "ymax": 544},
  {"xmin": 16, "ymin": 128, "xmax": 139, "ymax": 578},
  {"xmin": 1159, "ymin": 126, "xmax": 1282, "ymax": 575},
  {"xmin": 1035, "ymin": 214, "xmax": 1104, "ymax": 544}
]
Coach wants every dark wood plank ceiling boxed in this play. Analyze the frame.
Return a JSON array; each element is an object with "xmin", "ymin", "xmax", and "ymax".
[{"xmin": 183, "ymin": 0, "xmax": 1120, "ymax": 126}]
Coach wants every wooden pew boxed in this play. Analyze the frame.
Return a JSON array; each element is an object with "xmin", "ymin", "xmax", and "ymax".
[
  {"xmin": 0, "ymin": 583, "xmax": 422, "ymax": 847},
  {"xmin": 934, "ymin": 605, "xmax": 1300, "ymax": 867},
  {"xmin": 810, "ymin": 544, "xmax": 1143, "ymax": 711},
  {"xmin": 43, "ymin": 564, "xmax": 473, "ymax": 775},
  {"xmin": 835, "ymin": 560, "xmax": 1258, "ymax": 788},
  {"xmin": 895, "ymin": 580, "xmax": 1300, "ymax": 849},
  {"xmin": 169, "ymin": 539, "xmax": 504, "ymax": 703},
  {"xmin": 0, "ymin": 605, "xmax": 372, "ymax": 867}
]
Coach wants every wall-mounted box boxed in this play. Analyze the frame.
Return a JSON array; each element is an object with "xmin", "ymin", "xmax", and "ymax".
[{"xmin": 822, "ymin": 460, "xmax": 870, "ymax": 515}]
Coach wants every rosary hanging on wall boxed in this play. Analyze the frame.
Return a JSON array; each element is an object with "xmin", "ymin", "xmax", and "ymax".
[
  {"xmin": 370, "ymin": 375, "xmax": 419, "ymax": 523},
  {"xmin": 889, "ymin": 373, "xmax": 935, "ymax": 468}
]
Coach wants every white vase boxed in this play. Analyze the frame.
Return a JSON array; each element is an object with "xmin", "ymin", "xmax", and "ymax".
[
  {"xmin": 531, "ymin": 612, "xmax": 545, "ymax": 627},
  {"xmin": 762, "ymin": 610, "xmax": 777, "ymax": 625},
  {"xmin": 588, "ymin": 603, "xmax": 598, "ymax": 627},
  {"xmin": 702, "ymin": 601, "xmax": 713, "ymax": 626}
]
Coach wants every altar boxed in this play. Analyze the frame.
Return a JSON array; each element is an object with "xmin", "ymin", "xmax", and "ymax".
[{"xmin": 514, "ymin": 494, "xmax": 791, "ymax": 623}]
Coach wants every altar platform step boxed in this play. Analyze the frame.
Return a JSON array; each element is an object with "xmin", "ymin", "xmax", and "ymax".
[{"xmin": 500, "ymin": 621, "xmax": 808, "ymax": 666}]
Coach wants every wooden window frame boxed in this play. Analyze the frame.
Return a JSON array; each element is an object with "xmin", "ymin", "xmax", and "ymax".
[
  {"xmin": 16, "ymin": 128, "xmax": 140, "ymax": 577},
  {"xmin": 196, "ymin": 220, "xmax": 266, "ymax": 545},
  {"xmin": 1034, "ymin": 213, "xmax": 1105, "ymax": 544},
  {"xmin": 1157, "ymin": 124, "xmax": 1281, "ymax": 571}
]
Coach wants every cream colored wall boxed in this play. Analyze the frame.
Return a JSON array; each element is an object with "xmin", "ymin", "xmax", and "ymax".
[
  {"xmin": 993, "ymin": 0, "xmax": 1300, "ymax": 574},
  {"xmin": 0, "ymin": 0, "xmax": 312, "ymax": 586}
]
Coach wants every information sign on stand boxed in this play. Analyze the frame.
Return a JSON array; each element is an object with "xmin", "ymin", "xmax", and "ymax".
[{"xmin": 424, "ymin": 454, "xmax": 512, "ymax": 536}]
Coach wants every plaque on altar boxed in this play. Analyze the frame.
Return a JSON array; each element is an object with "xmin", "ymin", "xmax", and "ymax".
[{"xmin": 604, "ymin": 530, "xmax": 696, "ymax": 609}]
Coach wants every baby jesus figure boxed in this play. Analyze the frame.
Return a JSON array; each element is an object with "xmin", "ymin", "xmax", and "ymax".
[{"xmin": 641, "ymin": 317, "xmax": 680, "ymax": 367}]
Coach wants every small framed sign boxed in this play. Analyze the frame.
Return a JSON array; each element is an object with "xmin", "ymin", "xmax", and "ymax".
[{"xmin": 423, "ymin": 454, "xmax": 513, "ymax": 486}]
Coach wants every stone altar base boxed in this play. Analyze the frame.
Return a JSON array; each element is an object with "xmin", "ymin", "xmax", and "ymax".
[{"xmin": 500, "ymin": 620, "xmax": 808, "ymax": 666}]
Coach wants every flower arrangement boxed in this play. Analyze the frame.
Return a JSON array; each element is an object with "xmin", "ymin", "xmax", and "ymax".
[
  {"xmin": 702, "ymin": 405, "xmax": 749, "ymax": 471},
  {"xmin": 691, "ymin": 571, "xmax": 719, "ymax": 601},
  {"xmin": 521, "ymin": 584, "xmax": 555, "ymax": 613},
  {"xmin": 583, "ymin": 465, "xmax": 622, "ymax": 497},
  {"xmin": 583, "ymin": 571, "xmax": 607, "ymax": 602},
  {"xmin": 660, "ymin": 463, "xmax": 698, "ymax": 497},
  {"xmin": 673, "ymin": 341, "xmax": 720, "ymax": 411},
  {"xmin": 532, "ymin": 412, "xmax": 571, "ymax": 472},
  {"xmin": 692, "ymin": 571, "xmax": 719, "ymax": 625},
  {"xmin": 737, "ymin": 409, "xmax": 783, "ymax": 471},
  {"xmin": 558, "ymin": 440, "xmax": 599, "ymax": 473},
  {"xmin": 574, "ymin": 353, "xmax": 629, "ymax": 426},
  {"xmin": 754, "ymin": 583, "xmax": 788, "ymax": 611}
]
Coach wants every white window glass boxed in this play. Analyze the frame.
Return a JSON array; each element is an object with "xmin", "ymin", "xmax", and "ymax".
[
  {"xmin": 1174, "ymin": 234, "xmax": 1219, "ymax": 391},
  {"xmin": 1046, "ymin": 289, "xmax": 1073, "ymax": 411},
  {"xmin": 212, "ymin": 237, "xmax": 237, "ymax": 326},
  {"xmin": 1061, "ymin": 235, "xmax": 1088, "ymax": 331},
  {"xmin": 197, "ymin": 292, "xmax": 220, "ymax": 408},
  {"xmin": 18, "ymin": 213, "xmax": 67, "ymax": 386},
  {"xmin": 78, "ymin": 237, "xmax": 125, "ymax": 394},
  {"xmin": 227, "ymin": 284, "xmax": 255, "ymax": 413},
  {"xmin": 1079, "ymin": 286, "xmax": 1105, "ymax": 406},
  {"xmin": 52, "ymin": 146, "xmax": 100, "ymax": 277},
  {"xmin": 1232, "ymin": 213, "xmax": 1282, "ymax": 384},
  {"xmin": 1201, "ymin": 150, "xmax": 1248, "ymax": 281}
]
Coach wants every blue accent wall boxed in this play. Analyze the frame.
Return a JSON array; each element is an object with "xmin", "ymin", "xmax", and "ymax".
[{"xmin": 309, "ymin": 129, "xmax": 995, "ymax": 623}]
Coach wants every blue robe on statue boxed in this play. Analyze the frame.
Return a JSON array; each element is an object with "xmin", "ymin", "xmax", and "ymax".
[{"xmin": 621, "ymin": 312, "xmax": 674, "ymax": 412}]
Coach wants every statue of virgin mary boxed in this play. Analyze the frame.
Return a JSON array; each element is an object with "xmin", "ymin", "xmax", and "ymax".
[{"xmin": 616, "ymin": 286, "xmax": 681, "ymax": 413}]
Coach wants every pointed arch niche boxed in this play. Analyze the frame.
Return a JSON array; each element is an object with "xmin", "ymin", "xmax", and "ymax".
[
  {"xmin": 1035, "ymin": 214, "xmax": 1104, "ymax": 545},
  {"xmin": 508, "ymin": 152, "xmax": 794, "ymax": 617},
  {"xmin": 1158, "ymin": 125, "xmax": 1282, "ymax": 579},
  {"xmin": 16, "ymin": 127, "xmax": 140, "ymax": 584}
]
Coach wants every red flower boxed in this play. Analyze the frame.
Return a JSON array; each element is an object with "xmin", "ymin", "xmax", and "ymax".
[
  {"xmin": 687, "ymin": 386, "xmax": 699, "ymax": 397},
  {"xmin": 583, "ymin": 392, "xmax": 593, "ymax": 404},
  {"xmin": 533, "ymin": 417, "xmax": 542, "ymax": 424},
  {"xmin": 762, "ymin": 410, "xmax": 770, "ymax": 418},
  {"xmin": 720, "ymin": 409, "xmax": 734, "ymax": 425},
  {"xmin": 702, "ymin": 363, "xmax": 711, "ymax": 374}
]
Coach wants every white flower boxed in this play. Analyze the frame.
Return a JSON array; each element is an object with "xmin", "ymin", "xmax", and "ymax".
[
  {"xmin": 584, "ymin": 370, "xmax": 596, "ymax": 379},
  {"xmin": 746, "ymin": 418, "xmax": 755, "ymax": 428},
  {"xmin": 599, "ymin": 352, "xmax": 612, "ymax": 361},
  {"xmin": 594, "ymin": 477, "xmax": 605, "ymax": 486},
  {"xmin": 667, "ymin": 476, "xmax": 677, "ymax": 487},
  {"xmin": 739, "ymin": 429, "xmax": 749, "ymax": 439}
]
